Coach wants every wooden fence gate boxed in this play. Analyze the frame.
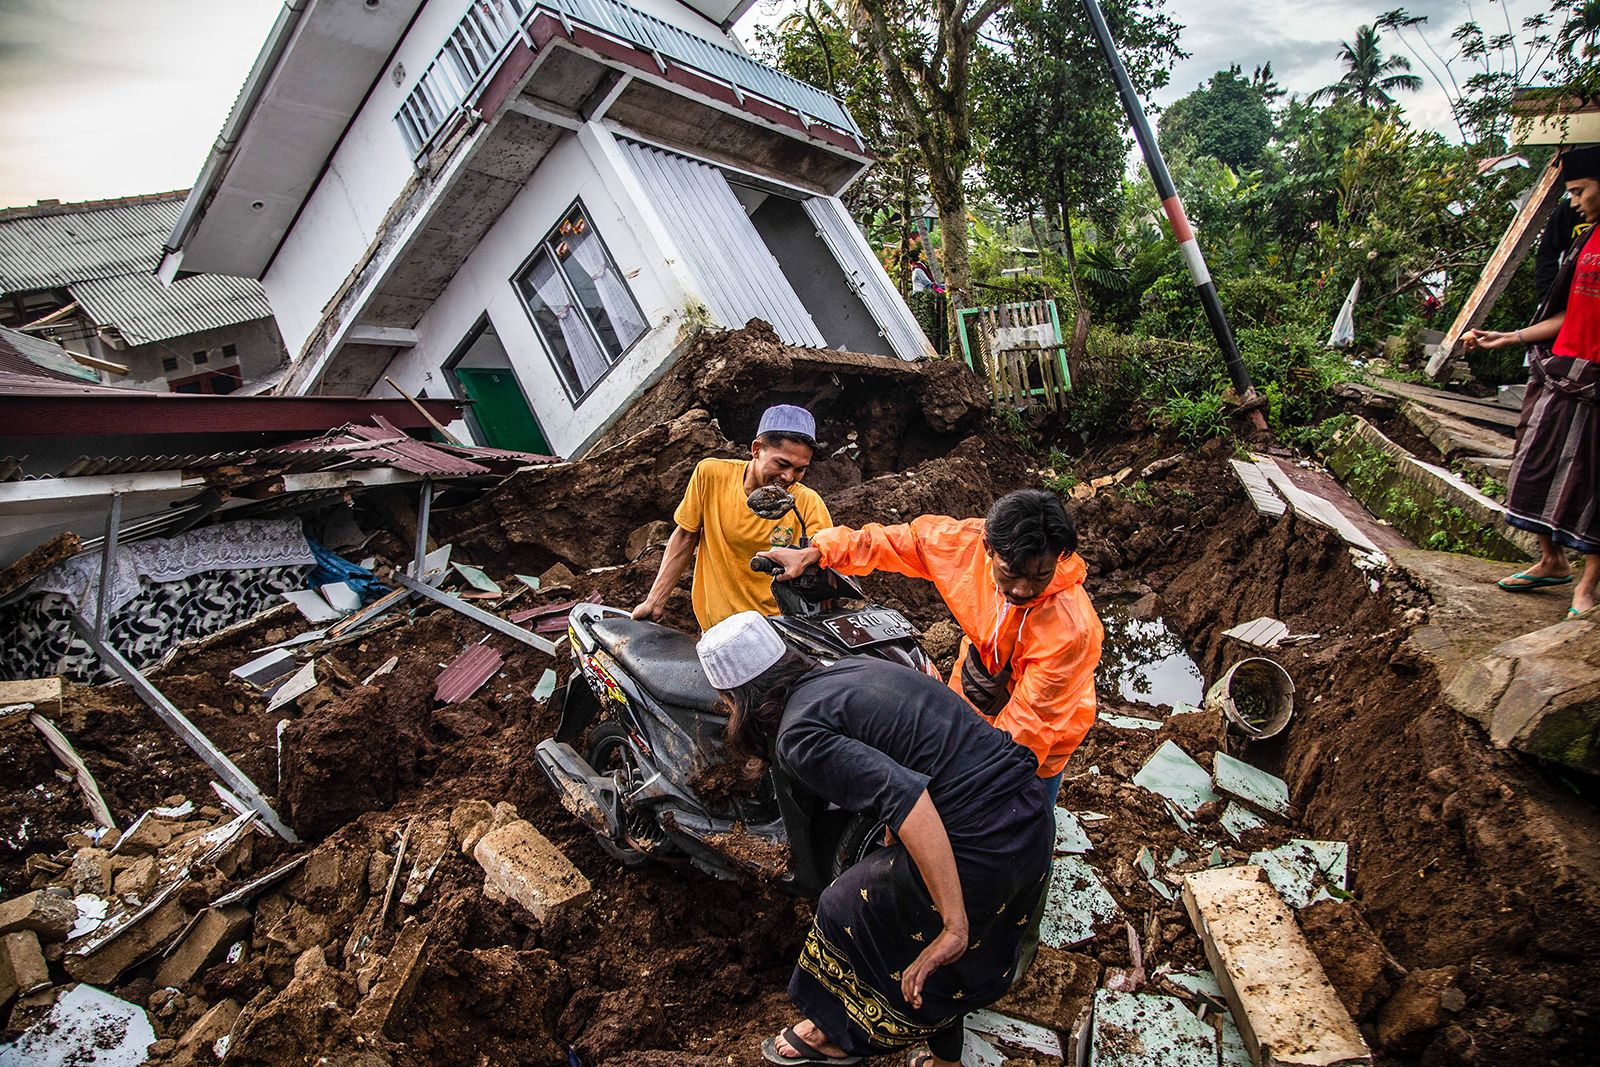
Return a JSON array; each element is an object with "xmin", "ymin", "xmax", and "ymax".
[{"xmin": 955, "ymin": 299, "xmax": 1072, "ymax": 410}]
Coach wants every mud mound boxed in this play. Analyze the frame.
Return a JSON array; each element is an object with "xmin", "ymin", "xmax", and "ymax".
[{"xmin": 280, "ymin": 660, "xmax": 437, "ymax": 840}]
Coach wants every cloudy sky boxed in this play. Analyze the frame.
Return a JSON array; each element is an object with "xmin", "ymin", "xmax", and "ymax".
[{"xmin": 0, "ymin": 0, "xmax": 1559, "ymax": 209}]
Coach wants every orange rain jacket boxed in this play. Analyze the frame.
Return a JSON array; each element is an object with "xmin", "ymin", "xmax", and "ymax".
[{"xmin": 813, "ymin": 516, "xmax": 1103, "ymax": 777}]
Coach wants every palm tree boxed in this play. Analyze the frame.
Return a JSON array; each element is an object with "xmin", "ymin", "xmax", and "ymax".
[{"xmin": 1311, "ymin": 25, "xmax": 1424, "ymax": 108}]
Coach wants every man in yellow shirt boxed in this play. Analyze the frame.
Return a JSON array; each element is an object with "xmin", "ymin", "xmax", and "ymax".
[{"xmin": 632, "ymin": 405, "xmax": 832, "ymax": 630}]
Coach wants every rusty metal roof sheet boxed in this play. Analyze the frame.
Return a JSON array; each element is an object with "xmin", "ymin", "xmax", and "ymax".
[{"xmin": 433, "ymin": 644, "xmax": 504, "ymax": 704}]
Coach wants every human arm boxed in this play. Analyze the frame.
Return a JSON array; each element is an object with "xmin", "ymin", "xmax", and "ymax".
[
  {"xmin": 632, "ymin": 526, "xmax": 700, "ymax": 620},
  {"xmin": 896, "ymin": 789, "xmax": 967, "ymax": 1008},
  {"xmin": 1465, "ymin": 314, "xmax": 1564, "ymax": 351},
  {"xmin": 779, "ymin": 515, "xmax": 961, "ymax": 583}
]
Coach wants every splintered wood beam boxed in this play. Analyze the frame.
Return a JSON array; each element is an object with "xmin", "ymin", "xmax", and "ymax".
[{"xmin": 1428, "ymin": 163, "xmax": 1566, "ymax": 379}]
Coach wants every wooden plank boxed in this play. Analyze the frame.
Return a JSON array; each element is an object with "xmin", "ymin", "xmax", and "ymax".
[
  {"xmin": 1401, "ymin": 403, "xmax": 1514, "ymax": 460},
  {"xmin": 30, "ymin": 714, "xmax": 116, "ymax": 829},
  {"xmin": 1365, "ymin": 378, "xmax": 1520, "ymax": 429},
  {"xmin": 1428, "ymin": 163, "xmax": 1565, "ymax": 379},
  {"xmin": 1182, "ymin": 866, "xmax": 1371, "ymax": 1067}
]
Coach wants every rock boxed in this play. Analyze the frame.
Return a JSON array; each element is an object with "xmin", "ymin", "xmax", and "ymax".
[
  {"xmin": 625, "ymin": 520, "xmax": 675, "ymax": 560},
  {"xmin": 117, "ymin": 815, "xmax": 177, "ymax": 855},
  {"xmin": 1299, "ymin": 900, "xmax": 1406, "ymax": 1019},
  {"xmin": 114, "ymin": 855, "xmax": 158, "ymax": 899},
  {"xmin": 450, "ymin": 799, "xmax": 496, "ymax": 855},
  {"xmin": 490, "ymin": 801, "xmax": 519, "ymax": 831},
  {"xmin": 538, "ymin": 562, "xmax": 577, "ymax": 592},
  {"xmin": 473, "ymin": 820, "xmax": 591, "ymax": 922},
  {"xmin": 0, "ymin": 890, "xmax": 77, "ymax": 942},
  {"xmin": 920, "ymin": 620, "xmax": 962, "ymax": 668},
  {"xmin": 0, "ymin": 930, "xmax": 50, "ymax": 1005},
  {"xmin": 1128, "ymin": 592, "xmax": 1160, "ymax": 620},
  {"xmin": 1525, "ymin": 1004, "xmax": 1559, "ymax": 1035},
  {"xmin": 65, "ymin": 895, "xmax": 188, "ymax": 985},
  {"xmin": 65, "ymin": 848, "xmax": 114, "ymax": 896},
  {"xmin": 1376, "ymin": 966, "xmax": 1462, "ymax": 1052}
]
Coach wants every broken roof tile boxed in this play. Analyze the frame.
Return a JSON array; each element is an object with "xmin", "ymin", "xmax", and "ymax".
[
  {"xmin": 433, "ymin": 645, "xmax": 504, "ymax": 705},
  {"xmin": 1133, "ymin": 741, "xmax": 1218, "ymax": 816}
]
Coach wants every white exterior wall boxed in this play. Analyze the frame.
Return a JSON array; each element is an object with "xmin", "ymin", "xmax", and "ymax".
[
  {"xmin": 262, "ymin": 0, "xmax": 744, "ymax": 359},
  {"xmin": 380, "ymin": 123, "xmax": 701, "ymax": 457}
]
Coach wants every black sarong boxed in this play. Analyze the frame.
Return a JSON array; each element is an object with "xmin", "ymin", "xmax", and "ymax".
[{"xmin": 1505, "ymin": 348, "xmax": 1600, "ymax": 554}]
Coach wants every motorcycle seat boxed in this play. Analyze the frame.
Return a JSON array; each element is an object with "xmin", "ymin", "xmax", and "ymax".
[{"xmin": 588, "ymin": 617, "xmax": 725, "ymax": 714}]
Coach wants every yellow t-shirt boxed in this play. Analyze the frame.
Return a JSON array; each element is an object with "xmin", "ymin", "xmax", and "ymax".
[{"xmin": 674, "ymin": 458, "xmax": 832, "ymax": 630}]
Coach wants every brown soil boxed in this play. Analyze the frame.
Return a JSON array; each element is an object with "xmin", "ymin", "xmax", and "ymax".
[{"xmin": 3, "ymin": 325, "xmax": 1596, "ymax": 1066}]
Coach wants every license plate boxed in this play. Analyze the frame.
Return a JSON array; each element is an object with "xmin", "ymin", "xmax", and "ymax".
[{"xmin": 823, "ymin": 609, "xmax": 918, "ymax": 648}]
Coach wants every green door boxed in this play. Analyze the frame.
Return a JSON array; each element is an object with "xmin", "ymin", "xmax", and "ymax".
[{"xmin": 453, "ymin": 367, "xmax": 552, "ymax": 454}]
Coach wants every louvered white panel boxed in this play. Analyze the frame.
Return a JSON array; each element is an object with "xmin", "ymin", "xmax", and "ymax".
[
  {"xmin": 618, "ymin": 140, "xmax": 825, "ymax": 348},
  {"xmin": 802, "ymin": 196, "xmax": 932, "ymax": 362}
]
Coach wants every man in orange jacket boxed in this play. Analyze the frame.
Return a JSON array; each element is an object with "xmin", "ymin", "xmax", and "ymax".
[{"xmin": 759, "ymin": 489, "xmax": 1102, "ymax": 789}]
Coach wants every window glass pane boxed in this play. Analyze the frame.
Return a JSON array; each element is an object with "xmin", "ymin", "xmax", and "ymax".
[
  {"xmin": 554, "ymin": 207, "xmax": 646, "ymax": 357},
  {"xmin": 515, "ymin": 251, "xmax": 580, "ymax": 395}
]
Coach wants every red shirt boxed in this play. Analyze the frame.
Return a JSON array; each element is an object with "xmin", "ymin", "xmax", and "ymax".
[{"xmin": 1554, "ymin": 226, "xmax": 1600, "ymax": 363}]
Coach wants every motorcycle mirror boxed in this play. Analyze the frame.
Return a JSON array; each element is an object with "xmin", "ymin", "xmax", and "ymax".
[{"xmin": 746, "ymin": 484, "xmax": 795, "ymax": 521}]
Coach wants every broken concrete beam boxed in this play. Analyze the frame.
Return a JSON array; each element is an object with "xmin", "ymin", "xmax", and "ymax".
[
  {"xmin": 0, "ymin": 930, "xmax": 50, "ymax": 1006},
  {"xmin": 155, "ymin": 904, "xmax": 252, "ymax": 988},
  {"xmin": 0, "ymin": 890, "xmax": 77, "ymax": 942},
  {"xmin": 65, "ymin": 895, "xmax": 189, "ymax": 986},
  {"xmin": 473, "ymin": 819, "xmax": 590, "ymax": 922},
  {"xmin": 0, "ymin": 677, "xmax": 62, "ymax": 721},
  {"xmin": 351, "ymin": 921, "xmax": 430, "ymax": 1036},
  {"xmin": 1182, "ymin": 865, "xmax": 1371, "ymax": 1067}
]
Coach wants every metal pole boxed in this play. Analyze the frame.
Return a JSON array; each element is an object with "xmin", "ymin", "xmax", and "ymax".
[
  {"xmin": 1079, "ymin": 0, "xmax": 1263, "ymax": 418},
  {"xmin": 411, "ymin": 478, "xmax": 434, "ymax": 578},
  {"xmin": 95, "ymin": 493, "xmax": 123, "ymax": 639},
  {"xmin": 392, "ymin": 572, "xmax": 559, "ymax": 654}
]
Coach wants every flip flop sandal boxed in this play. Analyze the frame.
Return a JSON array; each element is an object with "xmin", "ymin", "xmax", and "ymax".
[
  {"xmin": 1498, "ymin": 571, "xmax": 1574, "ymax": 591},
  {"xmin": 761, "ymin": 1026, "xmax": 863, "ymax": 1066},
  {"xmin": 905, "ymin": 1051, "xmax": 936, "ymax": 1067},
  {"xmin": 1569, "ymin": 606, "xmax": 1598, "ymax": 620}
]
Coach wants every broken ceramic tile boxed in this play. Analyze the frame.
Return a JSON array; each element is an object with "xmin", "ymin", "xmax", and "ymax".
[
  {"xmin": 1053, "ymin": 808, "xmax": 1093, "ymax": 854},
  {"xmin": 1167, "ymin": 847, "xmax": 1189, "ymax": 868},
  {"xmin": 231, "ymin": 648, "xmax": 299, "ymax": 688},
  {"xmin": 1100, "ymin": 712, "xmax": 1162, "ymax": 731},
  {"xmin": 1148, "ymin": 878, "xmax": 1176, "ymax": 901},
  {"xmin": 1164, "ymin": 969, "xmax": 1223, "ymax": 1000},
  {"xmin": 265, "ymin": 660, "xmax": 317, "ymax": 713},
  {"xmin": 961, "ymin": 1028, "xmax": 1003, "ymax": 1067},
  {"xmin": 0, "ymin": 982, "xmax": 156, "ymax": 1066},
  {"xmin": 1040, "ymin": 856, "xmax": 1119, "ymax": 949},
  {"xmin": 1166, "ymin": 801, "xmax": 1194, "ymax": 836},
  {"xmin": 1248, "ymin": 839, "xmax": 1351, "ymax": 908},
  {"xmin": 452, "ymin": 562, "xmax": 503, "ymax": 595},
  {"xmin": 515, "ymin": 573, "xmax": 542, "ymax": 591},
  {"xmin": 532, "ymin": 669, "xmax": 558, "ymax": 703},
  {"xmin": 1220, "ymin": 616, "xmax": 1290, "ymax": 650},
  {"xmin": 281, "ymin": 589, "xmax": 342, "ymax": 623},
  {"xmin": 1135, "ymin": 847, "xmax": 1157, "ymax": 879},
  {"xmin": 1133, "ymin": 741, "xmax": 1219, "ymax": 816},
  {"xmin": 1212, "ymin": 752, "xmax": 1291, "ymax": 818},
  {"xmin": 320, "ymin": 581, "xmax": 363, "ymax": 613},
  {"xmin": 1219, "ymin": 803, "xmax": 1267, "ymax": 841},
  {"xmin": 1220, "ymin": 1010, "xmax": 1251, "ymax": 1067},
  {"xmin": 965, "ymin": 1010, "xmax": 1062, "ymax": 1057},
  {"xmin": 1090, "ymin": 989, "xmax": 1218, "ymax": 1067}
]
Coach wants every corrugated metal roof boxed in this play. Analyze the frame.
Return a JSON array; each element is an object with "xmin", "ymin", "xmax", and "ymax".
[
  {"xmin": 53, "ymin": 448, "xmax": 356, "ymax": 479},
  {"xmin": 434, "ymin": 644, "xmax": 504, "ymax": 704},
  {"xmin": 68, "ymin": 271, "xmax": 271, "ymax": 345},
  {"xmin": 0, "ymin": 325, "xmax": 99, "ymax": 382},
  {"xmin": 0, "ymin": 196, "xmax": 182, "ymax": 294}
]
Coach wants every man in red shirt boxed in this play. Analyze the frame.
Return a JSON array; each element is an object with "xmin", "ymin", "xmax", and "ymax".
[{"xmin": 1468, "ymin": 145, "xmax": 1600, "ymax": 618}]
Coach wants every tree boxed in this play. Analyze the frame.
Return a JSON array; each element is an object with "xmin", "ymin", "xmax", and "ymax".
[
  {"xmin": 1158, "ymin": 65, "xmax": 1273, "ymax": 169},
  {"xmin": 1310, "ymin": 24, "xmax": 1423, "ymax": 109}
]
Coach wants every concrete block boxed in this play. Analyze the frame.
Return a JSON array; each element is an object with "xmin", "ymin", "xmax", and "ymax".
[
  {"xmin": 65, "ymin": 848, "xmax": 114, "ymax": 896},
  {"xmin": 0, "ymin": 890, "xmax": 77, "ymax": 942},
  {"xmin": 351, "ymin": 921, "xmax": 430, "ymax": 1036},
  {"xmin": 0, "ymin": 677, "xmax": 62, "ymax": 721},
  {"xmin": 113, "ymin": 855, "xmax": 158, "ymax": 899},
  {"xmin": 450, "ymin": 799, "xmax": 496, "ymax": 855},
  {"xmin": 1442, "ymin": 655, "xmax": 1514, "ymax": 728},
  {"xmin": 155, "ymin": 905, "xmax": 251, "ymax": 989},
  {"xmin": 175, "ymin": 998, "xmax": 241, "ymax": 1063},
  {"xmin": 1182, "ymin": 865, "xmax": 1371, "ymax": 1067},
  {"xmin": 65, "ymin": 896, "xmax": 189, "ymax": 986},
  {"xmin": 473, "ymin": 819, "xmax": 590, "ymax": 922},
  {"xmin": 0, "ymin": 930, "xmax": 50, "ymax": 1006}
]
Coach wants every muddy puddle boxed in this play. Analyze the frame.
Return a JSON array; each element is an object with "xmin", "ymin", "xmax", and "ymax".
[{"xmin": 1093, "ymin": 597, "xmax": 1205, "ymax": 710}]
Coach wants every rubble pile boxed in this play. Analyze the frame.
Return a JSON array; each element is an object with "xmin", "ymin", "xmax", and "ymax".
[{"xmin": 0, "ymin": 327, "xmax": 1596, "ymax": 1064}]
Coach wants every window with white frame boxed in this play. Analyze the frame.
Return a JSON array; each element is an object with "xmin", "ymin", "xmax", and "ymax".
[{"xmin": 513, "ymin": 202, "xmax": 647, "ymax": 401}]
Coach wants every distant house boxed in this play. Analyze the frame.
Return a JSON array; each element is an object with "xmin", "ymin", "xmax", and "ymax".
[
  {"xmin": 0, "ymin": 192, "xmax": 287, "ymax": 393},
  {"xmin": 159, "ymin": 0, "xmax": 929, "ymax": 458}
]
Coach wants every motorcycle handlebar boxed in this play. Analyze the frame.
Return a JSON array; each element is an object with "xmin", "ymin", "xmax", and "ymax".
[{"xmin": 750, "ymin": 555, "xmax": 782, "ymax": 575}]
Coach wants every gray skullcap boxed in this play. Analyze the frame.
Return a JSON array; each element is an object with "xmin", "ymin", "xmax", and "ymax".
[
  {"xmin": 697, "ymin": 611, "xmax": 787, "ymax": 690},
  {"xmin": 756, "ymin": 404, "xmax": 816, "ymax": 442},
  {"xmin": 1559, "ymin": 145, "xmax": 1600, "ymax": 182}
]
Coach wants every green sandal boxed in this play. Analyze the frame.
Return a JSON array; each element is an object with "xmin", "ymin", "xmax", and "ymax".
[{"xmin": 1498, "ymin": 571, "xmax": 1574, "ymax": 591}]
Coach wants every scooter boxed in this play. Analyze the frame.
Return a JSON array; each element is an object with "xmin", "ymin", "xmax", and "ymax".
[{"xmin": 534, "ymin": 489, "xmax": 935, "ymax": 896}]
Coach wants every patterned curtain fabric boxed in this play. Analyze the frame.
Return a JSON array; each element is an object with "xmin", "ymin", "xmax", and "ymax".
[
  {"xmin": 567, "ymin": 226, "xmax": 646, "ymax": 350},
  {"xmin": 526, "ymin": 253, "xmax": 611, "ymax": 393}
]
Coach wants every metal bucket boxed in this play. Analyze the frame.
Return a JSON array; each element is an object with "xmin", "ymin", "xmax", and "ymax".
[{"xmin": 1206, "ymin": 657, "xmax": 1295, "ymax": 740}]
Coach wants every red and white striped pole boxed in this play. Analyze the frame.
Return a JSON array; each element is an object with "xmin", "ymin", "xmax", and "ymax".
[{"xmin": 1081, "ymin": 0, "xmax": 1265, "ymax": 426}]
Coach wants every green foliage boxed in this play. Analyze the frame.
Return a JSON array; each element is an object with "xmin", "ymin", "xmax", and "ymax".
[
  {"xmin": 1310, "ymin": 24, "xmax": 1422, "ymax": 108},
  {"xmin": 1160, "ymin": 65, "xmax": 1274, "ymax": 169},
  {"xmin": 1152, "ymin": 389, "xmax": 1231, "ymax": 444}
]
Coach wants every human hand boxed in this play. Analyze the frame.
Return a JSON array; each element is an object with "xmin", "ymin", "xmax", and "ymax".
[
  {"xmin": 1465, "ymin": 328, "xmax": 1522, "ymax": 351},
  {"xmin": 630, "ymin": 598, "xmax": 664, "ymax": 621},
  {"xmin": 757, "ymin": 545, "xmax": 819, "ymax": 582},
  {"xmin": 901, "ymin": 922, "xmax": 968, "ymax": 1009}
]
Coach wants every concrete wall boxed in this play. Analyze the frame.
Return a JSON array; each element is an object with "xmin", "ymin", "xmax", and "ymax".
[
  {"xmin": 67, "ymin": 318, "xmax": 286, "ymax": 394},
  {"xmin": 379, "ymin": 123, "xmax": 698, "ymax": 458},
  {"xmin": 263, "ymin": 0, "xmax": 743, "ymax": 359}
]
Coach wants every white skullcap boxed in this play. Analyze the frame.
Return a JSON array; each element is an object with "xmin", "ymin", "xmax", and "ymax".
[{"xmin": 697, "ymin": 611, "xmax": 787, "ymax": 690}]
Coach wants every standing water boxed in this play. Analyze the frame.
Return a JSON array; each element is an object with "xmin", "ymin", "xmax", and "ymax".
[{"xmin": 1094, "ymin": 598, "xmax": 1205, "ymax": 709}]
